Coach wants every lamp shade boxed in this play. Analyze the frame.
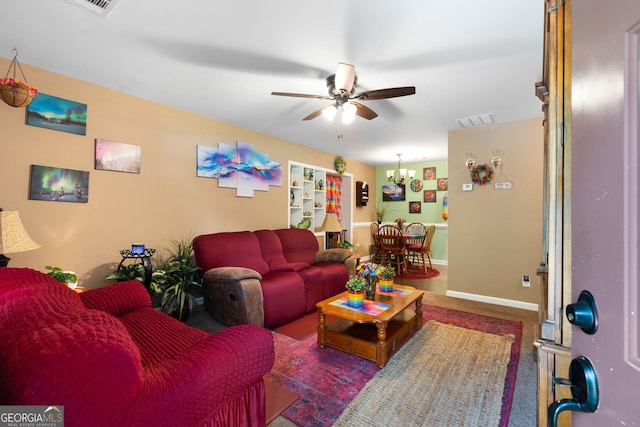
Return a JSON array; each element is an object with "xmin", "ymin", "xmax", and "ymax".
[
  {"xmin": 0, "ymin": 210, "xmax": 40, "ymax": 254},
  {"xmin": 318, "ymin": 213, "xmax": 342, "ymax": 233}
]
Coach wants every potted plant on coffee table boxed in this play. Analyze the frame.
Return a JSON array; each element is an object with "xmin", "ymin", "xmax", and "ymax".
[
  {"xmin": 345, "ymin": 275, "xmax": 367, "ymax": 308},
  {"xmin": 378, "ymin": 264, "xmax": 395, "ymax": 292}
]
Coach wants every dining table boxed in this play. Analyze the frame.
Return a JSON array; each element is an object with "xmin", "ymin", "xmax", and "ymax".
[{"xmin": 372, "ymin": 226, "xmax": 425, "ymax": 274}]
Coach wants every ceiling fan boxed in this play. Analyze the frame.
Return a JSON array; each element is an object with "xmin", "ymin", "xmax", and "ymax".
[{"xmin": 271, "ymin": 62, "xmax": 416, "ymax": 122}]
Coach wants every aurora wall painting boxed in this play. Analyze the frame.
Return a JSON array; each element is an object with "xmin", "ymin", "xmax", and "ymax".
[
  {"xmin": 196, "ymin": 141, "xmax": 282, "ymax": 197},
  {"xmin": 29, "ymin": 165, "xmax": 89, "ymax": 203},
  {"xmin": 26, "ymin": 93, "xmax": 87, "ymax": 135},
  {"xmin": 95, "ymin": 139, "xmax": 141, "ymax": 173}
]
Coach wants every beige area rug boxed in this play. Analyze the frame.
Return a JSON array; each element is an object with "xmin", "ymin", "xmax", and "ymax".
[{"xmin": 333, "ymin": 320, "xmax": 514, "ymax": 427}]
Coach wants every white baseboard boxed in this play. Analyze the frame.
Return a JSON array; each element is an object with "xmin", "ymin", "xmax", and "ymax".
[{"xmin": 445, "ymin": 290, "xmax": 538, "ymax": 312}]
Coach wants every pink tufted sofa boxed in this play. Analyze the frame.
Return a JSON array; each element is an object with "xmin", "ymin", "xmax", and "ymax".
[
  {"xmin": 0, "ymin": 268, "xmax": 274, "ymax": 427},
  {"xmin": 193, "ymin": 228, "xmax": 358, "ymax": 329}
]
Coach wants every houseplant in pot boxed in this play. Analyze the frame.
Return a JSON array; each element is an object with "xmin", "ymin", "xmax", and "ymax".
[
  {"xmin": 103, "ymin": 235, "xmax": 201, "ymax": 319},
  {"xmin": 345, "ymin": 275, "xmax": 367, "ymax": 308},
  {"xmin": 45, "ymin": 266, "xmax": 77, "ymax": 289},
  {"xmin": 157, "ymin": 235, "xmax": 201, "ymax": 321},
  {"xmin": 104, "ymin": 262, "xmax": 167, "ymax": 308},
  {"xmin": 378, "ymin": 264, "xmax": 395, "ymax": 292},
  {"xmin": 375, "ymin": 201, "xmax": 389, "ymax": 224}
]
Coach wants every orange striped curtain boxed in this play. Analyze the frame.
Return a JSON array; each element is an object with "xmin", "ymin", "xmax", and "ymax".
[{"xmin": 325, "ymin": 175, "xmax": 342, "ymax": 220}]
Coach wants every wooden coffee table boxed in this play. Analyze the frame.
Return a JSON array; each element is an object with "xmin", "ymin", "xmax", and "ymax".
[{"xmin": 316, "ymin": 284, "xmax": 424, "ymax": 368}]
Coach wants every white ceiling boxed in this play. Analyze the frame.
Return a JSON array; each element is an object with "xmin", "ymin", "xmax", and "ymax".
[{"xmin": 0, "ymin": 0, "xmax": 544, "ymax": 166}]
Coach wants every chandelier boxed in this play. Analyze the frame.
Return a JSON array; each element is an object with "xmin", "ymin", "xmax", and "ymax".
[{"xmin": 386, "ymin": 154, "xmax": 415, "ymax": 185}]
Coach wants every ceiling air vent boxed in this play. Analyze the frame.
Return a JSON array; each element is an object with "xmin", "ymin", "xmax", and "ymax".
[
  {"xmin": 457, "ymin": 113, "xmax": 496, "ymax": 128},
  {"xmin": 64, "ymin": 0, "xmax": 121, "ymax": 17}
]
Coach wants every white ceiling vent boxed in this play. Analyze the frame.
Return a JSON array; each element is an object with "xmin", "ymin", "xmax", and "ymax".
[
  {"xmin": 457, "ymin": 113, "xmax": 496, "ymax": 128},
  {"xmin": 64, "ymin": 0, "xmax": 121, "ymax": 17}
]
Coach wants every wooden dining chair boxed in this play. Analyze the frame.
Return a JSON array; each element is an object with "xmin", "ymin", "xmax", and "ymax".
[
  {"xmin": 377, "ymin": 224, "xmax": 407, "ymax": 274},
  {"xmin": 405, "ymin": 223, "xmax": 435, "ymax": 272},
  {"xmin": 369, "ymin": 222, "xmax": 384, "ymax": 263},
  {"xmin": 405, "ymin": 222, "xmax": 426, "ymax": 270}
]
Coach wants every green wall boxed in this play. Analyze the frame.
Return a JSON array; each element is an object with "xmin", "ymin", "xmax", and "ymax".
[{"xmin": 375, "ymin": 160, "xmax": 448, "ymax": 263}]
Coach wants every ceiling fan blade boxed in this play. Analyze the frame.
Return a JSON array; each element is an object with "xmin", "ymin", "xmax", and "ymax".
[
  {"xmin": 353, "ymin": 86, "xmax": 416, "ymax": 101},
  {"xmin": 271, "ymin": 91, "xmax": 332, "ymax": 100},
  {"xmin": 352, "ymin": 102, "xmax": 378, "ymax": 120},
  {"xmin": 302, "ymin": 104, "xmax": 334, "ymax": 121}
]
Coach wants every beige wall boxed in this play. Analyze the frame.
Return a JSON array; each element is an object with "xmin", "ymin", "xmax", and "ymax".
[
  {"xmin": 448, "ymin": 118, "xmax": 543, "ymax": 306},
  {"xmin": 0, "ymin": 58, "xmax": 376, "ymax": 288}
]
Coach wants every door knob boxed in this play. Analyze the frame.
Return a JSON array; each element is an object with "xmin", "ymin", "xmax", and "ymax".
[
  {"xmin": 548, "ymin": 355, "xmax": 599, "ymax": 427},
  {"xmin": 566, "ymin": 290, "xmax": 598, "ymax": 334}
]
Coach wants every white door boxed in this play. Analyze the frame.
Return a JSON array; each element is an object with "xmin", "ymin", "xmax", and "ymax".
[{"xmin": 569, "ymin": 0, "xmax": 640, "ymax": 424}]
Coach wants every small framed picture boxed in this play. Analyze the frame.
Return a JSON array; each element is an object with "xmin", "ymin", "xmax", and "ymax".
[
  {"xmin": 423, "ymin": 167, "xmax": 436, "ymax": 180},
  {"xmin": 424, "ymin": 190, "xmax": 437, "ymax": 203},
  {"xmin": 437, "ymin": 177, "xmax": 448, "ymax": 191},
  {"xmin": 409, "ymin": 201, "xmax": 421, "ymax": 213}
]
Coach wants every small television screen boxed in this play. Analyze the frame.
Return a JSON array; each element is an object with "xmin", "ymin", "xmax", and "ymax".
[{"xmin": 131, "ymin": 244, "xmax": 145, "ymax": 255}]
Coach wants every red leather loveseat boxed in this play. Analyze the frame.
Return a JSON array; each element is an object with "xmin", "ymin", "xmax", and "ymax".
[
  {"xmin": 0, "ymin": 268, "xmax": 274, "ymax": 427},
  {"xmin": 193, "ymin": 228, "xmax": 358, "ymax": 329}
]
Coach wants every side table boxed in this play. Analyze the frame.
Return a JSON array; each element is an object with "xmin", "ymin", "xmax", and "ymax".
[{"xmin": 118, "ymin": 248, "xmax": 155, "ymax": 289}]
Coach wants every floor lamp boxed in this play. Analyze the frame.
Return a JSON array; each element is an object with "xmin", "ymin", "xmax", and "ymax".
[{"xmin": 0, "ymin": 209, "xmax": 41, "ymax": 267}]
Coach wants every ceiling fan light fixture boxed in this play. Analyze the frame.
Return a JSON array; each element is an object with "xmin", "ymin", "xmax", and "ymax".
[
  {"xmin": 271, "ymin": 62, "xmax": 415, "ymax": 122},
  {"xmin": 342, "ymin": 101, "xmax": 356, "ymax": 115},
  {"xmin": 341, "ymin": 102, "xmax": 356, "ymax": 123},
  {"xmin": 334, "ymin": 62, "xmax": 355, "ymax": 95},
  {"xmin": 322, "ymin": 105, "xmax": 337, "ymax": 121}
]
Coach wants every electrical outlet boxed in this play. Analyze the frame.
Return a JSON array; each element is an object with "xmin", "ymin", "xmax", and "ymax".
[{"xmin": 522, "ymin": 275, "xmax": 531, "ymax": 287}]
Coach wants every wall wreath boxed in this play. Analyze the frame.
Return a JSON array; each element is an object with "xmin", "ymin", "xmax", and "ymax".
[{"xmin": 470, "ymin": 163, "xmax": 494, "ymax": 186}]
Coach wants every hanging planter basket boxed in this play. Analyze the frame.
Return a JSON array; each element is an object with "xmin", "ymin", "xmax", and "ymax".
[
  {"xmin": 0, "ymin": 85, "xmax": 35, "ymax": 108},
  {"xmin": 0, "ymin": 49, "xmax": 37, "ymax": 108}
]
